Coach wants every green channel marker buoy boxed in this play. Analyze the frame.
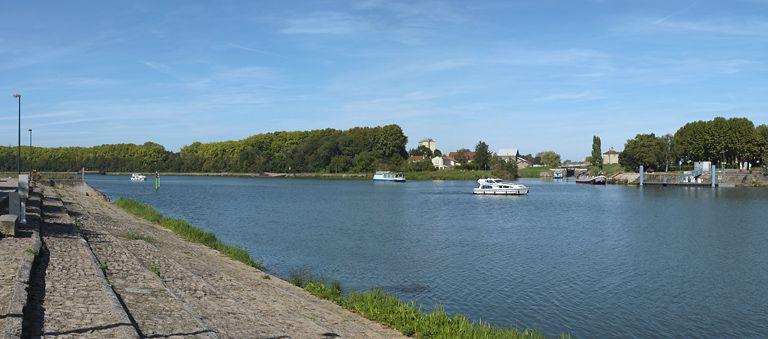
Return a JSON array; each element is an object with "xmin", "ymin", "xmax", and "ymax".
[{"xmin": 154, "ymin": 171, "xmax": 160, "ymax": 191}]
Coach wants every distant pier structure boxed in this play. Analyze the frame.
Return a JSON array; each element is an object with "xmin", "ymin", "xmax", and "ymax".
[{"xmin": 639, "ymin": 163, "xmax": 718, "ymax": 187}]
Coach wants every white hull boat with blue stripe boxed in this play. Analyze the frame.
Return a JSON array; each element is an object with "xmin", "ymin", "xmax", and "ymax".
[
  {"xmin": 373, "ymin": 171, "xmax": 406, "ymax": 182},
  {"xmin": 473, "ymin": 178, "xmax": 528, "ymax": 195}
]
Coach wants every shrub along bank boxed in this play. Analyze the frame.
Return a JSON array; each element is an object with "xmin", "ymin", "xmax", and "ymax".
[{"xmin": 296, "ymin": 278, "xmax": 551, "ymax": 339}]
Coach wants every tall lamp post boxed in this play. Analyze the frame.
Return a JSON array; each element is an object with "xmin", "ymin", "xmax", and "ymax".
[
  {"xmin": 13, "ymin": 93, "xmax": 21, "ymax": 174},
  {"xmin": 28, "ymin": 129, "xmax": 32, "ymax": 174}
]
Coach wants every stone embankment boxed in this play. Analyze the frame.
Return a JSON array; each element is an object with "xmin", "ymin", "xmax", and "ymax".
[
  {"xmin": 0, "ymin": 192, "xmax": 41, "ymax": 338},
  {"xmin": 1, "ymin": 182, "xmax": 404, "ymax": 338}
]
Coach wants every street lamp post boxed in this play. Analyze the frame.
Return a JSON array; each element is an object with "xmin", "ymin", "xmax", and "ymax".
[
  {"xmin": 28, "ymin": 129, "xmax": 32, "ymax": 174},
  {"xmin": 13, "ymin": 93, "xmax": 21, "ymax": 174}
]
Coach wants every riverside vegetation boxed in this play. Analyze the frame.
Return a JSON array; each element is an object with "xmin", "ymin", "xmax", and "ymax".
[
  {"xmin": 619, "ymin": 117, "xmax": 768, "ymax": 171},
  {"xmin": 1, "ymin": 125, "xmax": 410, "ymax": 173},
  {"xmin": 1, "ymin": 124, "xmax": 524, "ymax": 179},
  {"xmin": 300, "ymin": 279, "xmax": 549, "ymax": 339}
]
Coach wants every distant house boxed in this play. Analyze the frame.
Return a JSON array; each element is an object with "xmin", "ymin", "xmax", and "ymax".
[
  {"xmin": 444, "ymin": 157, "xmax": 459, "ymax": 168},
  {"xmin": 446, "ymin": 151, "xmax": 475, "ymax": 164},
  {"xmin": 431, "ymin": 156, "xmax": 447, "ymax": 170},
  {"xmin": 497, "ymin": 148, "xmax": 520, "ymax": 163},
  {"xmin": 408, "ymin": 155, "xmax": 426, "ymax": 162},
  {"xmin": 418, "ymin": 138, "xmax": 437, "ymax": 152},
  {"xmin": 516, "ymin": 157, "xmax": 531, "ymax": 169},
  {"xmin": 603, "ymin": 148, "xmax": 620, "ymax": 165}
]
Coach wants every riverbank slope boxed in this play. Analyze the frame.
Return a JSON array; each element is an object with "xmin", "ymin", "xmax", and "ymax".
[{"xmin": 29, "ymin": 182, "xmax": 404, "ymax": 337}]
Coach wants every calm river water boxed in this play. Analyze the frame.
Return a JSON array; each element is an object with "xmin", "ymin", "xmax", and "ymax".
[{"xmin": 86, "ymin": 175, "xmax": 768, "ymax": 337}]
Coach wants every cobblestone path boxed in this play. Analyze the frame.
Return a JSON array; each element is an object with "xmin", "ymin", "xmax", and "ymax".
[
  {"xmin": 26, "ymin": 195, "xmax": 138, "ymax": 338},
  {"xmin": 0, "ymin": 193, "xmax": 41, "ymax": 337},
  {"xmin": 53, "ymin": 184, "xmax": 404, "ymax": 338}
]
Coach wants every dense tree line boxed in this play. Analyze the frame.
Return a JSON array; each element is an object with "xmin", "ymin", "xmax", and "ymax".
[
  {"xmin": 1, "ymin": 125, "xmax": 409, "ymax": 173},
  {"xmin": 620, "ymin": 117, "xmax": 768, "ymax": 171}
]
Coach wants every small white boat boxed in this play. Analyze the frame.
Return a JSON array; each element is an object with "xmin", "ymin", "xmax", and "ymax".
[
  {"xmin": 372, "ymin": 171, "xmax": 406, "ymax": 182},
  {"xmin": 130, "ymin": 173, "xmax": 146, "ymax": 182},
  {"xmin": 473, "ymin": 178, "xmax": 529, "ymax": 195},
  {"xmin": 552, "ymin": 169, "xmax": 564, "ymax": 179}
]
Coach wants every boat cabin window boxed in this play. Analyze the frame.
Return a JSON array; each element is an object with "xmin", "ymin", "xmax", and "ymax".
[{"xmin": 481, "ymin": 185, "xmax": 492, "ymax": 189}]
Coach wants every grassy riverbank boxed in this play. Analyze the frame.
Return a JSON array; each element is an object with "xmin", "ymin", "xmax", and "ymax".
[
  {"xmin": 295, "ymin": 278, "xmax": 548, "ymax": 338},
  {"xmin": 404, "ymin": 170, "xmax": 493, "ymax": 180},
  {"xmin": 518, "ymin": 167, "xmax": 551, "ymax": 178},
  {"xmin": 114, "ymin": 198, "xmax": 262, "ymax": 269}
]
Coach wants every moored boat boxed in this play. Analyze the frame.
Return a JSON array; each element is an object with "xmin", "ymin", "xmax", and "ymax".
[
  {"xmin": 575, "ymin": 175, "xmax": 606, "ymax": 185},
  {"xmin": 552, "ymin": 169, "xmax": 564, "ymax": 179},
  {"xmin": 473, "ymin": 178, "xmax": 529, "ymax": 195},
  {"xmin": 373, "ymin": 171, "xmax": 406, "ymax": 182},
  {"xmin": 130, "ymin": 173, "xmax": 146, "ymax": 182}
]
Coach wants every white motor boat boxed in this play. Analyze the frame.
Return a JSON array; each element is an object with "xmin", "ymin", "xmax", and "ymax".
[
  {"xmin": 130, "ymin": 173, "xmax": 146, "ymax": 182},
  {"xmin": 372, "ymin": 171, "xmax": 406, "ymax": 182},
  {"xmin": 473, "ymin": 178, "xmax": 529, "ymax": 195},
  {"xmin": 552, "ymin": 169, "xmax": 564, "ymax": 179}
]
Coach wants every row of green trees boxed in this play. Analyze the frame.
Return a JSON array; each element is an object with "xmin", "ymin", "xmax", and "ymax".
[
  {"xmin": 619, "ymin": 117, "xmax": 768, "ymax": 171},
  {"xmin": 404, "ymin": 141, "xmax": 519, "ymax": 178},
  {"xmin": 0, "ymin": 125, "xmax": 409, "ymax": 173}
]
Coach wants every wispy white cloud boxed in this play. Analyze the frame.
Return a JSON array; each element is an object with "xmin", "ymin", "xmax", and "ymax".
[
  {"xmin": 219, "ymin": 42, "xmax": 276, "ymax": 56},
  {"xmin": 141, "ymin": 61, "xmax": 178, "ymax": 77},
  {"xmin": 0, "ymin": 111, "xmax": 81, "ymax": 121},
  {"xmin": 281, "ymin": 12, "xmax": 369, "ymax": 35},
  {"xmin": 33, "ymin": 116, "xmax": 117, "ymax": 128},
  {"xmin": 352, "ymin": 0, "xmax": 466, "ymax": 23},
  {"xmin": 623, "ymin": 17, "xmax": 768, "ymax": 36},
  {"xmin": 537, "ymin": 91, "xmax": 604, "ymax": 102},
  {"xmin": 64, "ymin": 77, "xmax": 123, "ymax": 86}
]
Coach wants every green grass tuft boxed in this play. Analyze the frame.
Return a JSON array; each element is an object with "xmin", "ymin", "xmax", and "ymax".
[
  {"xmin": 287, "ymin": 267, "xmax": 320, "ymax": 288},
  {"xmin": 115, "ymin": 198, "xmax": 263, "ymax": 270},
  {"xmin": 303, "ymin": 281, "xmax": 550, "ymax": 338},
  {"xmin": 148, "ymin": 262, "xmax": 164, "ymax": 279},
  {"xmin": 125, "ymin": 231, "xmax": 157, "ymax": 244}
]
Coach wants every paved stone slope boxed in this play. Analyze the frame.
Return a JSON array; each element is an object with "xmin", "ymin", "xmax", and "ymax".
[
  {"xmin": 25, "ymin": 195, "xmax": 138, "ymax": 338},
  {"xmin": 54, "ymin": 184, "xmax": 405, "ymax": 338},
  {"xmin": 0, "ymin": 193, "xmax": 41, "ymax": 338}
]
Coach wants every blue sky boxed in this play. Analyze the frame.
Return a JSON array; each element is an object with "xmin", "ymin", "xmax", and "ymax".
[{"xmin": 2, "ymin": 0, "xmax": 767, "ymax": 160}]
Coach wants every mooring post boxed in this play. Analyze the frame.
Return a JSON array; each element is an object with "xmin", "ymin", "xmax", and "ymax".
[
  {"xmin": 711, "ymin": 164, "xmax": 716, "ymax": 188},
  {"xmin": 639, "ymin": 165, "xmax": 644, "ymax": 186}
]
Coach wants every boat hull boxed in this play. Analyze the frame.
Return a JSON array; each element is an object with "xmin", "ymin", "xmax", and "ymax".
[
  {"xmin": 575, "ymin": 176, "xmax": 606, "ymax": 185},
  {"xmin": 473, "ymin": 188, "xmax": 528, "ymax": 195},
  {"xmin": 373, "ymin": 178, "xmax": 406, "ymax": 182}
]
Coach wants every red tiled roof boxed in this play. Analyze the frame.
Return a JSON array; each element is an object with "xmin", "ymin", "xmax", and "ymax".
[{"xmin": 446, "ymin": 151, "xmax": 475, "ymax": 161}]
